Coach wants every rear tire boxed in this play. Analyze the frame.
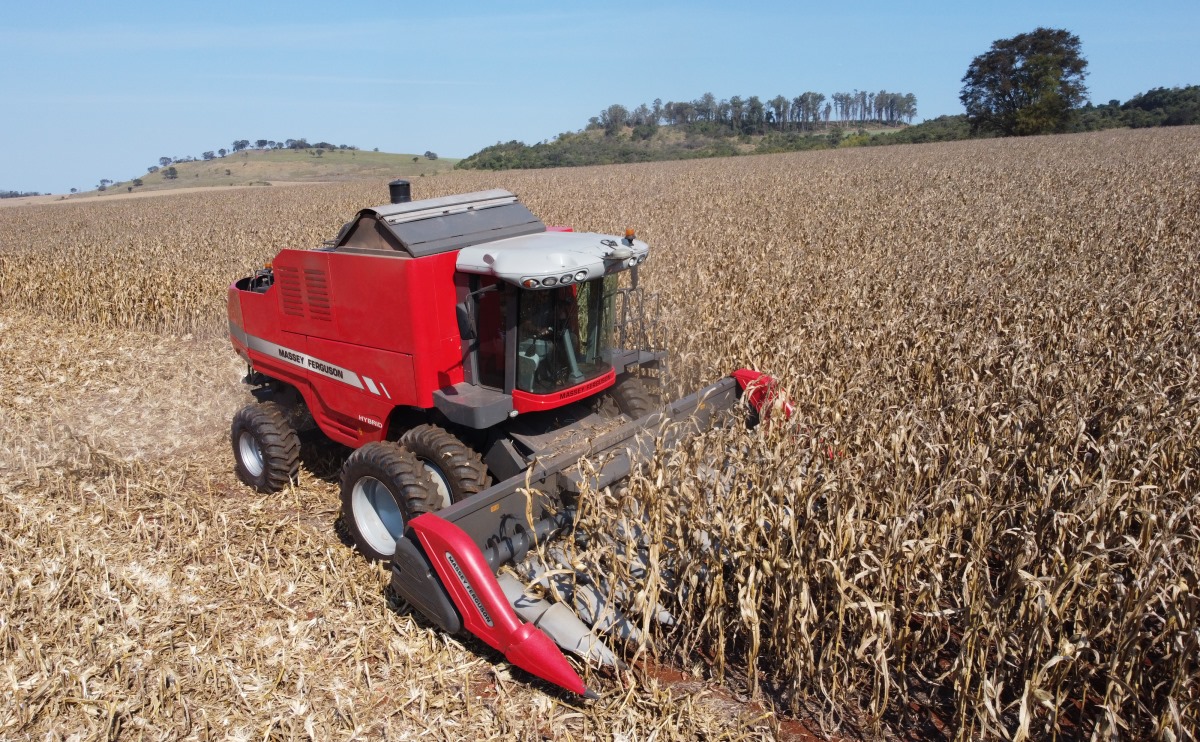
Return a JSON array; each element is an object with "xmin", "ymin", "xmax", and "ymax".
[
  {"xmin": 339, "ymin": 442, "xmax": 441, "ymax": 562},
  {"xmin": 610, "ymin": 376, "xmax": 656, "ymax": 420},
  {"xmin": 400, "ymin": 425, "xmax": 491, "ymax": 508},
  {"xmin": 231, "ymin": 402, "xmax": 300, "ymax": 493}
]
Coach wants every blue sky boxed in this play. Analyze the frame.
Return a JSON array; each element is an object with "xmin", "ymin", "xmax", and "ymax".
[{"xmin": 3, "ymin": 0, "xmax": 1198, "ymax": 194}]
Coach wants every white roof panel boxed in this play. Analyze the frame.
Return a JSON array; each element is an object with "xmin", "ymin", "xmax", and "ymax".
[{"xmin": 456, "ymin": 231, "xmax": 649, "ymax": 288}]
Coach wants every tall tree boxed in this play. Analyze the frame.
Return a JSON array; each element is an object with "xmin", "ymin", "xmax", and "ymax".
[
  {"xmin": 600, "ymin": 104, "xmax": 629, "ymax": 134},
  {"xmin": 769, "ymin": 95, "xmax": 788, "ymax": 130},
  {"xmin": 960, "ymin": 27, "xmax": 1088, "ymax": 136},
  {"xmin": 746, "ymin": 96, "xmax": 765, "ymax": 134},
  {"xmin": 797, "ymin": 92, "xmax": 824, "ymax": 128}
]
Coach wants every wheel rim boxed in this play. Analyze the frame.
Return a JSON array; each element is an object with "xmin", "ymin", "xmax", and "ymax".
[
  {"xmin": 351, "ymin": 476, "xmax": 405, "ymax": 556},
  {"xmin": 421, "ymin": 462, "xmax": 453, "ymax": 509},
  {"xmin": 238, "ymin": 431, "xmax": 265, "ymax": 478}
]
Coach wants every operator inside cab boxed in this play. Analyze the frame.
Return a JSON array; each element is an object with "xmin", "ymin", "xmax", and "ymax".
[
  {"xmin": 475, "ymin": 277, "xmax": 617, "ymax": 396},
  {"xmin": 516, "ymin": 279, "xmax": 615, "ymax": 394}
]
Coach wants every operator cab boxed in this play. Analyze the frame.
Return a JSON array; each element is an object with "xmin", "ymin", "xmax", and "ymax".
[
  {"xmin": 474, "ymin": 275, "xmax": 619, "ymax": 395},
  {"xmin": 456, "ymin": 227, "xmax": 649, "ymax": 405}
]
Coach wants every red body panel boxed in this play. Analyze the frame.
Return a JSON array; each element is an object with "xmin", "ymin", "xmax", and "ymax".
[
  {"xmin": 230, "ymin": 248, "xmax": 464, "ymax": 446},
  {"xmin": 511, "ymin": 369, "xmax": 615, "ymax": 414}
]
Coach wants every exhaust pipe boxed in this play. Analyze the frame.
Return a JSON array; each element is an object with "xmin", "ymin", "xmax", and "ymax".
[{"xmin": 389, "ymin": 178, "xmax": 411, "ymax": 204}]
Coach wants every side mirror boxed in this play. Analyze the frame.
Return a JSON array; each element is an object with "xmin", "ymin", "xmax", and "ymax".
[
  {"xmin": 456, "ymin": 302, "xmax": 476, "ymax": 340},
  {"xmin": 457, "ymin": 282, "xmax": 498, "ymax": 342}
]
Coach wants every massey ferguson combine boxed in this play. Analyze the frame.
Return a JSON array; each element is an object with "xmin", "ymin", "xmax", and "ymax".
[{"xmin": 227, "ymin": 181, "xmax": 781, "ymax": 697}]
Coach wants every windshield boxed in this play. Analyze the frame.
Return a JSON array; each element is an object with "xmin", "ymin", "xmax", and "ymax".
[{"xmin": 516, "ymin": 276, "xmax": 616, "ymax": 394}]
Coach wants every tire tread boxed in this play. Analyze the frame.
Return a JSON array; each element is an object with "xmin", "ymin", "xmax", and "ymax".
[
  {"xmin": 610, "ymin": 376, "xmax": 657, "ymax": 420},
  {"xmin": 231, "ymin": 401, "xmax": 301, "ymax": 492},
  {"xmin": 400, "ymin": 424, "xmax": 491, "ymax": 503},
  {"xmin": 339, "ymin": 442, "xmax": 441, "ymax": 561}
]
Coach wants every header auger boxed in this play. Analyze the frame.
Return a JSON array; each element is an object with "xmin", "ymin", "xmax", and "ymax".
[{"xmin": 227, "ymin": 181, "xmax": 785, "ymax": 696}]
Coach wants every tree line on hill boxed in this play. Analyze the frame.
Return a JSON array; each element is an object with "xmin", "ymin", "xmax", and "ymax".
[
  {"xmin": 0, "ymin": 190, "xmax": 42, "ymax": 199},
  {"xmin": 589, "ymin": 89, "xmax": 918, "ymax": 137},
  {"xmin": 458, "ymin": 89, "xmax": 918, "ymax": 170},
  {"xmin": 1071, "ymin": 86, "xmax": 1200, "ymax": 130},
  {"xmin": 148, "ymin": 138, "xmax": 361, "ymax": 173},
  {"xmin": 850, "ymin": 86, "xmax": 1200, "ymax": 147},
  {"xmin": 67, "ymin": 137, "xmax": 445, "ymax": 195},
  {"xmin": 81, "ymin": 138, "xmax": 373, "ymax": 193}
]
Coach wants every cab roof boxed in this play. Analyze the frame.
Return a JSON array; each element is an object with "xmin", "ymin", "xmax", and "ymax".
[{"xmin": 457, "ymin": 230, "xmax": 649, "ymax": 289}]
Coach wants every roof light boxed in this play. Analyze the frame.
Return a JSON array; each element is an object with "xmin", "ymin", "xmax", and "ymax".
[
  {"xmin": 560, "ymin": 273, "xmax": 573, "ymax": 284},
  {"xmin": 574, "ymin": 270, "xmax": 588, "ymax": 282},
  {"xmin": 522, "ymin": 278, "xmax": 539, "ymax": 288},
  {"xmin": 543, "ymin": 276, "xmax": 557, "ymax": 286}
]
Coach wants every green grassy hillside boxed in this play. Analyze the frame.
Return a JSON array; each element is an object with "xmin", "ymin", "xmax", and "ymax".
[
  {"xmin": 96, "ymin": 149, "xmax": 459, "ymax": 197},
  {"xmin": 456, "ymin": 123, "xmax": 908, "ymax": 169}
]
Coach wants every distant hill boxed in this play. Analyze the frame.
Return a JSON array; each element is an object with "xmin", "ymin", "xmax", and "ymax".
[
  {"xmin": 458, "ymin": 88, "xmax": 916, "ymax": 170},
  {"xmin": 86, "ymin": 149, "xmax": 458, "ymax": 197},
  {"xmin": 458, "ymin": 85, "xmax": 1200, "ymax": 170}
]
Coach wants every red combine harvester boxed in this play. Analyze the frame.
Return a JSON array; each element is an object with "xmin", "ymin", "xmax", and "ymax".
[{"xmin": 227, "ymin": 181, "xmax": 781, "ymax": 696}]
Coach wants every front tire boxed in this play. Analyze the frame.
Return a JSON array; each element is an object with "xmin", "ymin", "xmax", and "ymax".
[
  {"xmin": 339, "ymin": 442, "xmax": 441, "ymax": 562},
  {"xmin": 231, "ymin": 402, "xmax": 300, "ymax": 492},
  {"xmin": 400, "ymin": 424, "xmax": 491, "ymax": 508},
  {"xmin": 610, "ymin": 375, "xmax": 656, "ymax": 420}
]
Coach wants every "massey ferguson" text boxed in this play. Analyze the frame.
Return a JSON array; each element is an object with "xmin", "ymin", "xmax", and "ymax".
[{"xmin": 308, "ymin": 358, "xmax": 344, "ymax": 379}]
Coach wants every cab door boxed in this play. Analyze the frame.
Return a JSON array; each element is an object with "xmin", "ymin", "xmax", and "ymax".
[{"xmin": 474, "ymin": 278, "xmax": 509, "ymax": 390}]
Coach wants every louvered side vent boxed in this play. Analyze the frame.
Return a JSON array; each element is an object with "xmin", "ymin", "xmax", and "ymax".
[
  {"xmin": 304, "ymin": 268, "xmax": 332, "ymax": 321},
  {"xmin": 276, "ymin": 265, "xmax": 305, "ymax": 317}
]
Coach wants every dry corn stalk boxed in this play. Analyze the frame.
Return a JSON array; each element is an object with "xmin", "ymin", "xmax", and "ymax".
[{"xmin": 0, "ymin": 126, "xmax": 1197, "ymax": 740}]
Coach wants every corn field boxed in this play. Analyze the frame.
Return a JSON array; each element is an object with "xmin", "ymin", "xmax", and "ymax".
[{"xmin": 1, "ymin": 126, "xmax": 1197, "ymax": 740}]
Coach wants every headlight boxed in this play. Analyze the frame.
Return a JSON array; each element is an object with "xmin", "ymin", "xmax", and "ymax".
[
  {"xmin": 522, "ymin": 278, "xmax": 539, "ymax": 288},
  {"xmin": 543, "ymin": 276, "xmax": 558, "ymax": 286},
  {"xmin": 560, "ymin": 273, "xmax": 574, "ymax": 284},
  {"xmin": 575, "ymin": 270, "xmax": 588, "ymax": 282}
]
